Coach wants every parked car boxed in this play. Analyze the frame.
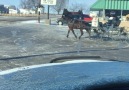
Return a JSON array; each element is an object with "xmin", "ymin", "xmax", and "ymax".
[{"xmin": 57, "ymin": 14, "xmax": 92, "ymax": 25}]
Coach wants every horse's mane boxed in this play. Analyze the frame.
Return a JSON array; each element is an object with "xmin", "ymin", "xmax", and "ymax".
[
  {"xmin": 70, "ymin": 12, "xmax": 78, "ymax": 14},
  {"xmin": 62, "ymin": 9, "xmax": 83, "ymax": 22},
  {"xmin": 62, "ymin": 9, "xmax": 83, "ymax": 16}
]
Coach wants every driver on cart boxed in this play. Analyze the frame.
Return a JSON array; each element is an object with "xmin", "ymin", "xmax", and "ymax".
[{"xmin": 107, "ymin": 15, "xmax": 115, "ymax": 27}]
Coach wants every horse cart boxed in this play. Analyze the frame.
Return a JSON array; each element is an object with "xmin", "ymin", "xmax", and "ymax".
[
  {"xmin": 61, "ymin": 9, "xmax": 128, "ymax": 40},
  {"xmin": 95, "ymin": 18, "xmax": 128, "ymax": 40}
]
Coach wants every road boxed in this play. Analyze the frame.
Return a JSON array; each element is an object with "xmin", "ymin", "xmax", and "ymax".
[
  {"xmin": 0, "ymin": 17, "xmax": 129, "ymax": 70},
  {"xmin": 0, "ymin": 14, "xmax": 59, "ymax": 22}
]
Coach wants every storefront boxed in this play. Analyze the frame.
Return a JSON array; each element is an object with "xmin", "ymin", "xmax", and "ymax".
[{"xmin": 90, "ymin": 0, "xmax": 129, "ymax": 17}]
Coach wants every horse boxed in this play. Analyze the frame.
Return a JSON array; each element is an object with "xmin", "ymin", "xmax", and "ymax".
[{"xmin": 62, "ymin": 9, "xmax": 91, "ymax": 39}]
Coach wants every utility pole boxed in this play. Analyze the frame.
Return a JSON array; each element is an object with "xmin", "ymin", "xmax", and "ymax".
[
  {"xmin": 38, "ymin": 0, "xmax": 41, "ymax": 23},
  {"xmin": 47, "ymin": 5, "xmax": 50, "ymax": 19}
]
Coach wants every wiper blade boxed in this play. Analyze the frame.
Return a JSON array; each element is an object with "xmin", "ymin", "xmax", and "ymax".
[
  {"xmin": 50, "ymin": 56, "xmax": 101, "ymax": 63},
  {"xmin": 50, "ymin": 56, "xmax": 129, "ymax": 63}
]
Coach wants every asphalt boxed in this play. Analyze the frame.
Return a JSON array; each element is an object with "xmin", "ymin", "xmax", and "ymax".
[
  {"xmin": 0, "ymin": 16, "xmax": 129, "ymax": 71},
  {"xmin": 0, "ymin": 14, "xmax": 59, "ymax": 22}
]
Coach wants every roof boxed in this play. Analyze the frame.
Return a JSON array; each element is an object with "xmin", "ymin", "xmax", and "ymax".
[
  {"xmin": 90, "ymin": 0, "xmax": 129, "ymax": 11},
  {"xmin": 90, "ymin": 0, "xmax": 105, "ymax": 10}
]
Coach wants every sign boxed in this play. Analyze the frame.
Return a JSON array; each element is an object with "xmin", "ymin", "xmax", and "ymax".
[
  {"xmin": 41, "ymin": 0, "xmax": 57, "ymax": 5},
  {"xmin": 92, "ymin": 17, "xmax": 99, "ymax": 27}
]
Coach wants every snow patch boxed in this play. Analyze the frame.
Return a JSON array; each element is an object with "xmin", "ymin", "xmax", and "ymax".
[{"xmin": 20, "ymin": 20, "xmax": 45, "ymax": 24}]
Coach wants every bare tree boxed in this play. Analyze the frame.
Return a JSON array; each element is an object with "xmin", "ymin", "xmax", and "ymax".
[
  {"xmin": 20, "ymin": 0, "xmax": 40, "ymax": 10},
  {"xmin": 69, "ymin": 3, "xmax": 79, "ymax": 12},
  {"xmin": 69, "ymin": 2, "xmax": 90, "ymax": 13},
  {"xmin": 20, "ymin": 0, "xmax": 28, "ymax": 9},
  {"xmin": 50, "ymin": 0, "xmax": 69, "ymax": 14}
]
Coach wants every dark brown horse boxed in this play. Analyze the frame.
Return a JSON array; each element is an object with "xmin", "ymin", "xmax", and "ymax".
[
  {"xmin": 62, "ymin": 9, "xmax": 91, "ymax": 39},
  {"xmin": 67, "ymin": 19, "xmax": 91, "ymax": 39}
]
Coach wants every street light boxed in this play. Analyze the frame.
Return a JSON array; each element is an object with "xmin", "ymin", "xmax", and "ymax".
[
  {"xmin": 47, "ymin": 5, "xmax": 50, "ymax": 19},
  {"xmin": 37, "ymin": 0, "xmax": 43, "ymax": 23}
]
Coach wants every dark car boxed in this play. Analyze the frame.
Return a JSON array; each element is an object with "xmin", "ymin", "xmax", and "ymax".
[
  {"xmin": 57, "ymin": 14, "xmax": 81, "ymax": 25},
  {"xmin": 57, "ymin": 14, "xmax": 92, "ymax": 25},
  {"xmin": 57, "ymin": 17, "xmax": 67, "ymax": 25}
]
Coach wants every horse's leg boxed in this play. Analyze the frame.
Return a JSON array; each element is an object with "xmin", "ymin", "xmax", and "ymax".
[
  {"xmin": 86, "ymin": 28, "xmax": 91, "ymax": 39},
  {"xmin": 71, "ymin": 29, "xmax": 77, "ymax": 39},
  {"xmin": 79, "ymin": 29, "xmax": 83, "ymax": 39},
  {"xmin": 67, "ymin": 29, "xmax": 70, "ymax": 38},
  {"xmin": 89, "ymin": 29, "xmax": 91, "ymax": 38},
  {"xmin": 93, "ymin": 28, "xmax": 98, "ymax": 34}
]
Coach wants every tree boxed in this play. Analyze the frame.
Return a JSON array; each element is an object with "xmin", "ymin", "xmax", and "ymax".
[
  {"xmin": 20, "ymin": 0, "xmax": 40, "ymax": 10},
  {"xmin": 20, "ymin": 0, "xmax": 28, "ymax": 9},
  {"xmin": 69, "ymin": 2, "xmax": 90, "ymax": 13},
  {"xmin": 50, "ymin": 0, "xmax": 69, "ymax": 14}
]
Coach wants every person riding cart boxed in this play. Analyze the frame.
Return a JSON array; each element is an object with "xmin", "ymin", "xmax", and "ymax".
[{"xmin": 107, "ymin": 11, "xmax": 121, "ymax": 28}]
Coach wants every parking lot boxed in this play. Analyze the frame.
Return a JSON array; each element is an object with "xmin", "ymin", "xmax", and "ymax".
[{"xmin": 0, "ymin": 16, "xmax": 129, "ymax": 70}]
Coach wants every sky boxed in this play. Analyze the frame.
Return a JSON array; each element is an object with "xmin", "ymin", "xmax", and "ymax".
[
  {"xmin": 0, "ymin": 0, "xmax": 97, "ymax": 8},
  {"xmin": 0, "ymin": 0, "xmax": 20, "ymax": 7}
]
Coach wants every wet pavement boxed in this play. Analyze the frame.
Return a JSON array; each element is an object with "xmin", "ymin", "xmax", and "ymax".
[{"xmin": 0, "ymin": 19, "xmax": 129, "ymax": 70}]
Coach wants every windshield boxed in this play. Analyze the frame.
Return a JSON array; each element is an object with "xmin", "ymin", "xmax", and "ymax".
[{"xmin": 0, "ymin": 0, "xmax": 129, "ymax": 90}]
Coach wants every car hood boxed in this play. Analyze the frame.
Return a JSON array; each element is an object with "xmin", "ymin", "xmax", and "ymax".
[{"xmin": 0, "ymin": 60, "xmax": 129, "ymax": 90}]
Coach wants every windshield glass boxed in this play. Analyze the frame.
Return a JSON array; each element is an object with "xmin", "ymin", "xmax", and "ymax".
[{"xmin": 0, "ymin": 0, "xmax": 129, "ymax": 89}]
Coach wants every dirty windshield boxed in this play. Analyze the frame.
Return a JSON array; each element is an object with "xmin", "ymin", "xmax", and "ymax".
[
  {"xmin": 0, "ymin": 0, "xmax": 129, "ymax": 89},
  {"xmin": 0, "ymin": 0, "xmax": 129, "ymax": 90}
]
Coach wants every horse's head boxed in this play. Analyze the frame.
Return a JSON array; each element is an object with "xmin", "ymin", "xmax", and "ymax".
[
  {"xmin": 62, "ymin": 9, "xmax": 68, "ymax": 18},
  {"xmin": 62, "ymin": 9, "xmax": 72, "ymax": 21}
]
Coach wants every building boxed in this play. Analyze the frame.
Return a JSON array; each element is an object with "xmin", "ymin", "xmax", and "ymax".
[
  {"xmin": 0, "ymin": 5, "xmax": 18, "ymax": 14},
  {"xmin": 19, "ymin": 9, "xmax": 36, "ymax": 14},
  {"xmin": 0, "ymin": 5, "xmax": 9, "ymax": 13},
  {"xmin": 9, "ymin": 6, "xmax": 19, "ymax": 14},
  {"xmin": 19, "ymin": 7, "xmax": 45, "ymax": 14},
  {"xmin": 90, "ymin": 0, "xmax": 129, "ymax": 17}
]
